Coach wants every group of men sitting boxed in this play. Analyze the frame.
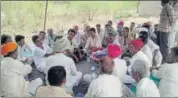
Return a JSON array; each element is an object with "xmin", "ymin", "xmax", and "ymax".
[{"xmin": 1, "ymin": 19, "xmax": 178, "ymax": 97}]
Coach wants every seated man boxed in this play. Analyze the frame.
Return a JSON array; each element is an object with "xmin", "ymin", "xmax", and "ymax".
[
  {"xmin": 46, "ymin": 28, "xmax": 57, "ymax": 48},
  {"xmin": 138, "ymin": 28, "xmax": 153, "ymax": 66},
  {"xmin": 36, "ymin": 66, "xmax": 72, "ymax": 97},
  {"xmin": 131, "ymin": 59, "xmax": 160, "ymax": 97},
  {"xmin": 1, "ymin": 42, "xmax": 42, "ymax": 97},
  {"xmin": 85, "ymin": 74, "xmax": 123, "ymax": 97},
  {"xmin": 32, "ymin": 35, "xmax": 54, "ymax": 73},
  {"xmin": 45, "ymin": 52, "xmax": 82, "ymax": 94},
  {"xmin": 1, "ymin": 34, "xmax": 12, "ymax": 61},
  {"xmin": 128, "ymin": 39, "xmax": 151, "ymax": 73},
  {"xmin": 84, "ymin": 28, "xmax": 102, "ymax": 53},
  {"xmin": 84, "ymin": 44, "xmax": 127, "ymax": 84},
  {"xmin": 152, "ymin": 47, "xmax": 178, "ymax": 97},
  {"xmin": 15, "ymin": 35, "xmax": 33, "ymax": 64}
]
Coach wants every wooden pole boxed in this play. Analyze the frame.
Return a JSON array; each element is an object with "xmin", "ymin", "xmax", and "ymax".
[{"xmin": 43, "ymin": 0, "xmax": 48, "ymax": 31}]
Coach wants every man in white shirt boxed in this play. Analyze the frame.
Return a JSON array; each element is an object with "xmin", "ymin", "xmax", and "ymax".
[
  {"xmin": 84, "ymin": 28, "xmax": 102, "ymax": 53},
  {"xmin": 45, "ymin": 53, "xmax": 82, "ymax": 94},
  {"xmin": 152, "ymin": 47, "xmax": 178, "ymax": 97},
  {"xmin": 73, "ymin": 25, "xmax": 82, "ymax": 47},
  {"xmin": 1, "ymin": 42, "xmax": 42, "ymax": 97},
  {"xmin": 39, "ymin": 31, "xmax": 50, "ymax": 47},
  {"xmin": 32, "ymin": 35, "xmax": 54, "ymax": 73},
  {"xmin": 15, "ymin": 35, "xmax": 33, "ymax": 64},
  {"xmin": 96, "ymin": 24, "xmax": 104, "ymax": 43},
  {"xmin": 131, "ymin": 59, "xmax": 160, "ymax": 97}
]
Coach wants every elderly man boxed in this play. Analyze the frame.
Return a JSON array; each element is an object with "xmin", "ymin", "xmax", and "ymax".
[
  {"xmin": 32, "ymin": 35, "xmax": 54, "ymax": 73},
  {"xmin": 158, "ymin": 0, "xmax": 176, "ymax": 63},
  {"xmin": 84, "ymin": 28, "xmax": 102, "ymax": 53},
  {"xmin": 152, "ymin": 47, "xmax": 178, "ymax": 97},
  {"xmin": 116, "ymin": 20, "xmax": 124, "ymax": 36},
  {"xmin": 46, "ymin": 28, "xmax": 56, "ymax": 48},
  {"xmin": 131, "ymin": 59, "xmax": 160, "ymax": 97},
  {"xmin": 36, "ymin": 66, "xmax": 72, "ymax": 97},
  {"xmin": 45, "ymin": 52, "xmax": 82, "ymax": 94},
  {"xmin": 73, "ymin": 25, "xmax": 82, "ymax": 47},
  {"xmin": 128, "ymin": 39, "xmax": 151, "ymax": 74},
  {"xmin": 81, "ymin": 25, "xmax": 90, "ymax": 46},
  {"xmin": 85, "ymin": 74, "xmax": 123, "ymax": 97},
  {"xmin": 1, "ymin": 42, "xmax": 42, "ymax": 97},
  {"xmin": 84, "ymin": 44, "xmax": 127, "ymax": 84}
]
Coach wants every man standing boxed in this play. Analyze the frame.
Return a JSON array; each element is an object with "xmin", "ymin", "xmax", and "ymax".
[{"xmin": 158, "ymin": 0, "xmax": 176, "ymax": 63}]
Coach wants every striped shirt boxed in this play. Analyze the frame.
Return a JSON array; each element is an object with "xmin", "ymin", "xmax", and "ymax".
[{"xmin": 159, "ymin": 4, "xmax": 176, "ymax": 33}]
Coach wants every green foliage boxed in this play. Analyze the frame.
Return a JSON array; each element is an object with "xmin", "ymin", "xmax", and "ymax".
[{"xmin": 1, "ymin": 1, "xmax": 138, "ymax": 36}]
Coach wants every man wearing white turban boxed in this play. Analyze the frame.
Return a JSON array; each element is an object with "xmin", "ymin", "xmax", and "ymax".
[
  {"xmin": 131, "ymin": 59, "xmax": 160, "ymax": 97},
  {"xmin": 152, "ymin": 47, "xmax": 178, "ymax": 97}
]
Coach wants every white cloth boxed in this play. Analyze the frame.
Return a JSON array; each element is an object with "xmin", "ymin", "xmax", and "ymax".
[
  {"xmin": 85, "ymin": 74, "xmax": 123, "ymax": 97},
  {"xmin": 141, "ymin": 44, "xmax": 153, "ymax": 66},
  {"xmin": 17, "ymin": 44, "xmax": 33, "ymax": 64},
  {"xmin": 152, "ymin": 63, "xmax": 178, "ymax": 97},
  {"xmin": 45, "ymin": 53, "xmax": 82, "ymax": 94},
  {"xmin": 28, "ymin": 78, "xmax": 43, "ymax": 95},
  {"xmin": 112, "ymin": 58, "xmax": 127, "ymax": 84},
  {"xmin": 136, "ymin": 78, "xmax": 160, "ymax": 97},
  {"xmin": 74, "ymin": 32, "xmax": 82, "ymax": 47},
  {"xmin": 33, "ymin": 44, "xmax": 52, "ymax": 72},
  {"xmin": 1, "ymin": 57, "xmax": 32, "ymax": 97},
  {"xmin": 147, "ymin": 39, "xmax": 163, "ymax": 67},
  {"xmin": 129, "ymin": 51, "xmax": 150, "ymax": 74},
  {"xmin": 84, "ymin": 35, "xmax": 102, "ymax": 50}
]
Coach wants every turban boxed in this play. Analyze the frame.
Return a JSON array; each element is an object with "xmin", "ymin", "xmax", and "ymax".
[
  {"xmin": 1, "ymin": 42, "xmax": 18, "ymax": 56},
  {"xmin": 117, "ymin": 20, "xmax": 124, "ymax": 27},
  {"xmin": 130, "ymin": 39, "xmax": 144, "ymax": 49},
  {"xmin": 94, "ymin": 44, "xmax": 122, "ymax": 59}
]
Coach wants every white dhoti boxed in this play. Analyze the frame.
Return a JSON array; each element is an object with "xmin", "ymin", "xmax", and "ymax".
[{"xmin": 28, "ymin": 78, "xmax": 43, "ymax": 96}]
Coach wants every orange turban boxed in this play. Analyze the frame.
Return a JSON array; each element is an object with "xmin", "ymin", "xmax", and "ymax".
[{"xmin": 1, "ymin": 42, "xmax": 18, "ymax": 56}]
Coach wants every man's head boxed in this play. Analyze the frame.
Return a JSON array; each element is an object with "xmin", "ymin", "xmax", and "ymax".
[
  {"xmin": 94, "ymin": 44, "xmax": 122, "ymax": 74},
  {"xmin": 32, "ymin": 35, "xmax": 43, "ymax": 47},
  {"xmin": 1, "ymin": 34, "xmax": 12, "ymax": 45},
  {"xmin": 96, "ymin": 24, "xmax": 101, "ymax": 32},
  {"xmin": 1, "ymin": 42, "xmax": 18, "ymax": 59},
  {"xmin": 167, "ymin": 47, "xmax": 178, "ymax": 63},
  {"xmin": 47, "ymin": 66, "xmax": 66, "ymax": 87},
  {"xmin": 123, "ymin": 27, "xmax": 129, "ymax": 37},
  {"xmin": 161, "ymin": 0, "xmax": 170, "ymax": 6},
  {"xmin": 84, "ymin": 25, "xmax": 90, "ymax": 33},
  {"xmin": 107, "ymin": 20, "xmax": 113, "ymax": 26},
  {"xmin": 39, "ymin": 31, "xmax": 46, "ymax": 41},
  {"xmin": 67, "ymin": 29, "xmax": 75, "ymax": 41},
  {"xmin": 105, "ymin": 24, "xmax": 111, "ymax": 32},
  {"xmin": 131, "ymin": 59, "xmax": 149, "ymax": 82},
  {"xmin": 139, "ymin": 28, "xmax": 149, "ymax": 44},
  {"xmin": 15, "ymin": 35, "xmax": 25, "ymax": 46},
  {"xmin": 89, "ymin": 28, "xmax": 96, "ymax": 38},
  {"xmin": 47, "ymin": 28, "xmax": 54, "ymax": 37},
  {"xmin": 130, "ymin": 22, "xmax": 136, "ymax": 29},
  {"xmin": 73, "ymin": 25, "xmax": 79, "ymax": 33},
  {"xmin": 129, "ymin": 39, "xmax": 144, "ymax": 55}
]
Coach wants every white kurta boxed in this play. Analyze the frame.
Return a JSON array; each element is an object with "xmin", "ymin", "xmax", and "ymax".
[
  {"xmin": 112, "ymin": 58, "xmax": 127, "ymax": 84},
  {"xmin": 129, "ymin": 51, "xmax": 150, "ymax": 74},
  {"xmin": 141, "ymin": 44, "xmax": 153, "ymax": 66},
  {"xmin": 136, "ymin": 78, "xmax": 160, "ymax": 97},
  {"xmin": 45, "ymin": 53, "xmax": 82, "ymax": 94},
  {"xmin": 152, "ymin": 63, "xmax": 178, "ymax": 97},
  {"xmin": 33, "ymin": 44, "xmax": 52, "ymax": 72},
  {"xmin": 1, "ymin": 57, "xmax": 32, "ymax": 97},
  {"xmin": 85, "ymin": 74, "xmax": 123, "ymax": 97},
  {"xmin": 147, "ymin": 39, "xmax": 163, "ymax": 67}
]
